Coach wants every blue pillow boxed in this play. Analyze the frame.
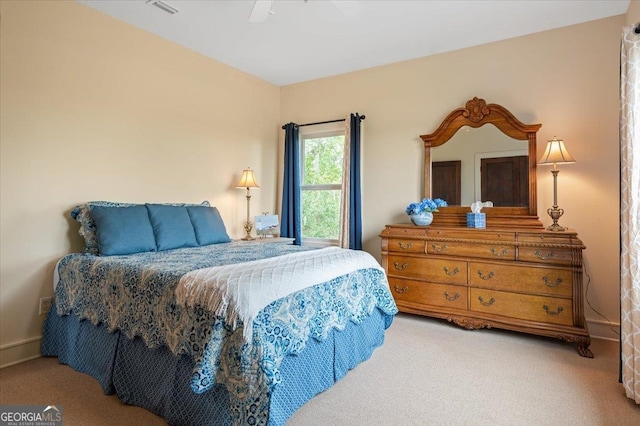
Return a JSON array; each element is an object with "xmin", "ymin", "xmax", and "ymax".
[
  {"xmin": 186, "ymin": 206, "xmax": 231, "ymax": 245},
  {"xmin": 71, "ymin": 200, "xmax": 211, "ymax": 254},
  {"xmin": 71, "ymin": 201, "xmax": 137, "ymax": 254},
  {"xmin": 91, "ymin": 205, "xmax": 157, "ymax": 255},
  {"xmin": 146, "ymin": 204, "xmax": 198, "ymax": 251}
]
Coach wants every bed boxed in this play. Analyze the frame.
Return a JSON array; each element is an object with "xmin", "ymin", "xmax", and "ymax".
[{"xmin": 41, "ymin": 201, "xmax": 398, "ymax": 425}]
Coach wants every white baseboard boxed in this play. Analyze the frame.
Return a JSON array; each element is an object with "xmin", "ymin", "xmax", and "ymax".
[
  {"xmin": 587, "ymin": 318, "xmax": 620, "ymax": 342},
  {"xmin": 0, "ymin": 336, "xmax": 42, "ymax": 369}
]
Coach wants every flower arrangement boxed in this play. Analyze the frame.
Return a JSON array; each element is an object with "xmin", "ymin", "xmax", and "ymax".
[{"xmin": 405, "ymin": 198, "xmax": 448, "ymax": 215}]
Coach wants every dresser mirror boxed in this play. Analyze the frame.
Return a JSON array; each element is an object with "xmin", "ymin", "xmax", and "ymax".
[
  {"xmin": 420, "ymin": 97, "xmax": 544, "ymax": 228},
  {"xmin": 431, "ymin": 125, "xmax": 529, "ymax": 206}
]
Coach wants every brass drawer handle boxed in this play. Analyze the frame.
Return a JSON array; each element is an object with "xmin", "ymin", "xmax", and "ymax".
[
  {"xmin": 398, "ymin": 242, "xmax": 413, "ymax": 250},
  {"xmin": 534, "ymin": 250, "xmax": 555, "ymax": 260},
  {"xmin": 444, "ymin": 266, "xmax": 460, "ymax": 276},
  {"xmin": 478, "ymin": 296, "xmax": 495, "ymax": 306},
  {"xmin": 543, "ymin": 305, "xmax": 564, "ymax": 316},
  {"xmin": 477, "ymin": 270, "xmax": 495, "ymax": 280},
  {"xmin": 444, "ymin": 291, "xmax": 460, "ymax": 301},
  {"xmin": 432, "ymin": 244, "xmax": 447, "ymax": 253},
  {"xmin": 542, "ymin": 276, "xmax": 563, "ymax": 287},
  {"xmin": 393, "ymin": 262, "xmax": 408, "ymax": 270},
  {"xmin": 491, "ymin": 247, "xmax": 509, "ymax": 257},
  {"xmin": 394, "ymin": 285, "xmax": 409, "ymax": 294}
]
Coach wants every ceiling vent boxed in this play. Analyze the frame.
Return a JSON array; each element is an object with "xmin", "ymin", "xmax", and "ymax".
[{"xmin": 146, "ymin": 0, "xmax": 179, "ymax": 15}]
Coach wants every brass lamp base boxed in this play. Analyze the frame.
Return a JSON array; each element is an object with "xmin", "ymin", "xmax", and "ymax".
[
  {"xmin": 546, "ymin": 206, "xmax": 566, "ymax": 232},
  {"xmin": 545, "ymin": 169, "xmax": 567, "ymax": 232},
  {"xmin": 241, "ymin": 221, "xmax": 255, "ymax": 240}
]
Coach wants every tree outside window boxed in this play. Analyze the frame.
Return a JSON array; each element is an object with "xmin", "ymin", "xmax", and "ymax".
[{"xmin": 300, "ymin": 132, "xmax": 344, "ymax": 242}]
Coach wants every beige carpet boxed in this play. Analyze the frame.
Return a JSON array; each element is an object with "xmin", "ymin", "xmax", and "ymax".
[{"xmin": 1, "ymin": 313, "xmax": 638, "ymax": 425}]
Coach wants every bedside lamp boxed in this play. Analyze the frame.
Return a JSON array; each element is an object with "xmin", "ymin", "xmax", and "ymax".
[
  {"xmin": 236, "ymin": 167, "xmax": 260, "ymax": 240},
  {"xmin": 538, "ymin": 137, "xmax": 576, "ymax": 231}
]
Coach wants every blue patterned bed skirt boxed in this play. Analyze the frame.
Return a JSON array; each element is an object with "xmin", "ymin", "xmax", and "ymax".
[{"xmin": 41, "ymin": 304, "xmax": 391, "ymax": 426}]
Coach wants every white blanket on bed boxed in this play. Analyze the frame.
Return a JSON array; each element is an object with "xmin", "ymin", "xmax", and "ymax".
[{"xmin": 175, "ymin": 247, "xmax": 385, "ymax": 341}]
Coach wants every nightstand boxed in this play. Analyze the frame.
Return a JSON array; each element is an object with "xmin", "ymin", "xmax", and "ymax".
[{"xmin": 236, "ymin": 237, "xmax": 295, "ymax": 245}]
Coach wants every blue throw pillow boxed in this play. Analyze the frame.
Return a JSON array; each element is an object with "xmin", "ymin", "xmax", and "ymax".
[
  {"xmin": 71, "ymin": 201, "xmax": 137, "ymax": 254},
  {"xmin": 71, "ymin": 200, "xmax": 211, "ymax": 254},
  {"xmin": 146, "ymin": 204, "xmax": 198, "ymax": 251},
  {"xmin": 92, "ymin": 205, "xmax": 157, "ymax": 255},
  {"xmin": 186, "ymin": 206, "xmax": 231, "ymax": 245}
]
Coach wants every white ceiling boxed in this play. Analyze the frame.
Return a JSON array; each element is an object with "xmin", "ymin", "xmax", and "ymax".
[{"xmin": 77, "ymin": 0, "xmax": 630, "ymax": 86}]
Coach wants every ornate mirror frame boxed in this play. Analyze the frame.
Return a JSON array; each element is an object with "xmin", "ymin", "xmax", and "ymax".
[{"xmin": 420, "ymin": 97, "xmax": 543, "ymax": 228}]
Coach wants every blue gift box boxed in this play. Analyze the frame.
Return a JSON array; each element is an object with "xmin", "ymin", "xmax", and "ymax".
[{"xmin": 467, "ymin": 212, "xmax": 486, "ymax": 228}]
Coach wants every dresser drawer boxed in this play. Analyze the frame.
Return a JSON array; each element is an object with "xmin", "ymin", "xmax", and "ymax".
[
  {"xmin": 428, "ymin": 229, "xmax": 515, "ymax": 242},
  {"xmin": 383, "ymin": 226, "xmax": 427, "ymax": 238},
  {"xmin": 470, "ymin": 288, "xmax": 573, "ymax": 326},
  {"xmin": 389, "ymin": 277, "xmax": 467, "ymax": 310},
  {"xmin": 387, "ymin": 255, "xmax": 467, "ymax": 285},
  {"xmin": 518, "ymin": 247, "xmax": 574, "ymax": 266},
  {"xmin": 427, "ymin": 241, "xmax": 516, "ymax": 261},
  {"xmin": 518, "ymin": 232, "xmax": 581, "ymax": 245},
  {"xmin": 468, "ymin": 262, "xmax": 572, "ymax": 297},
  {"xmin": 387, "ymin": 238, "xmax": 426, "ymax": 254}
]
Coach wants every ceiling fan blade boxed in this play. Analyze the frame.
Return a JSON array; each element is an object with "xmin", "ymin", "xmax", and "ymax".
[
  {"xmin": 331, "ymin": 0, "xmax": 361, "ymax": 17},
  {"xmin": 249, "ymin": 0, "xmax": 273, "ymax": 23}
]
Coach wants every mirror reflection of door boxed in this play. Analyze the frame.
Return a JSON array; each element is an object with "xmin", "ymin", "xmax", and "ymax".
[
  {"xmin": 480, "ymin": 156, "xmax": 528, "ymax": 207},
  {"xmin": 431, "ymin": 125, "xmax": 529, "ymax": 207},
  {"xmin": 432, "ymin": 160, "xmax": 461, "ymax": 205}
]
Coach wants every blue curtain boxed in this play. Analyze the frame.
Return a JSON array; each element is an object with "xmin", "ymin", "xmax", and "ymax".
[
  {"xmin": 348, "ymin": 113, "xmax": 363, "ymax": 250},
  {"xmin": 280, "ymin": 123, "xmax": 302, "ymax": 245}
]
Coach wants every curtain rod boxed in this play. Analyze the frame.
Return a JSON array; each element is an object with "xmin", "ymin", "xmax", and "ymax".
[{"xmin": 281, "ymin": 114, "xmax": 366, "ymax": 129}]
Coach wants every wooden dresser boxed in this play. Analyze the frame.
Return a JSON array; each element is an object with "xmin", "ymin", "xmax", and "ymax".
[{"xmin": 380, "ymin": 224, "xmax": 592, "ymax": 357}]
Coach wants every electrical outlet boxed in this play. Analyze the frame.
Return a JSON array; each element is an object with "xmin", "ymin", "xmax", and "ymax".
[{"xmin": 39, "ymin": 297, "xmax": 52, "ymax": 315}]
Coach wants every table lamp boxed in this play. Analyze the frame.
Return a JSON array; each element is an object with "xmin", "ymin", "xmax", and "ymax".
[
  {"xmin": 538, "ymin": 137, "xmax": 576, "ymax": 231},
  {"xmin": 236, "ymin": 167, "xmax": 260, "ymax": 240}
]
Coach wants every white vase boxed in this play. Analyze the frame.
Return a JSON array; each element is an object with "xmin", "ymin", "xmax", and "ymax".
[{"xmin": 410, "ymin": 211, "xmax": 433, "ymax": 226}]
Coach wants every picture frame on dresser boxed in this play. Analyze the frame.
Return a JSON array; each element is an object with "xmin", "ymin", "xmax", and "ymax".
[{"xmin": 380, "ymin": 97, "xmax": 592, "ymax": 357}]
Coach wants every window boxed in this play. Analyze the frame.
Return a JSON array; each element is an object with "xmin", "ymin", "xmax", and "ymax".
[{"xmin": 300, "ymin": 131, "xmax": 344, "ymax": 244}]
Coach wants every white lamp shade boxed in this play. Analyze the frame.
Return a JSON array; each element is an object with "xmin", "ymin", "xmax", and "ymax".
[
  {"xmin": 538, "ymin": 137, "xmax": 576, "ymax": 166},
  {"xmin": 236, "ymin": 168, "xmax": 260, "ymax": 188}
]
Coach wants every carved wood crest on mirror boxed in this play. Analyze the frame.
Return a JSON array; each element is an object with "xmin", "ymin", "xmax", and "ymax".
[{"xmin": 421, "ymin": 97, "xmax": 544, "ymax": 228}]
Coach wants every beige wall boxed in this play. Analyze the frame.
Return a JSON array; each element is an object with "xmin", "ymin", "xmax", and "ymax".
[
  {"xmin": 628, "ymin": 0, "xmax": 639, "ymax": 26},
  {"xmin": 0, "ymin": 1, "xmax": 280, "ymax": 366},
  {"xmin": 281, "ymin": 16, "xmax": 624, "ymax": 340}
]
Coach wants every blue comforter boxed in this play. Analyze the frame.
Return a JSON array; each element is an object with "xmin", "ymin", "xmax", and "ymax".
[{"xmin": 54, "ymin": 242, "xmax": 397, "ymax": 425}]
